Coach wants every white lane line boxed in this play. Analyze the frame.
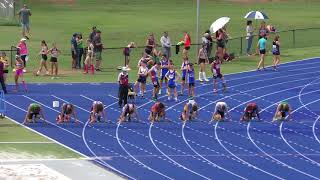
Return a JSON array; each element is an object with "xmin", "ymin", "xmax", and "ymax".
[
  {"xmin": 0, "ymin": 141, "xmax": 54, "ymax": 144},
  {"xmin": 82, "ymin": 116, "xmax": 136, "ymax": 180},
  {"xmin": 298, "ymin": 76, "xmax": 320, "ymax": 117},
  {"xmin": 149, "ymin": 123, "xmax": 211, "ymax": 180},
  {"xmin": 22, "ymin": 95, "xmax": 134, "ymax": 179},
  {"xmin": 280, "ymin": 122, "xmax": 320, "ymax": 166},
  {"xmin": 247, "ymin": 122, "xmax": 320, "ymax": 180},
  {"xmin": 116, "ymin": 123, "xmax": 174, "ymax": 180},
  {"xmin": 5, "ymin": 99, "xmax": 81, "ymax": 138},
  {"xmin": 182, "ymin": 122, "xmax": 248, "ymax": 180},
  {"xmin": 313, "ymin": 116, "xmax": 320, "ymax": 145},
  {"xmin": 214, "ymin": 121, "xmax": 285, "ymax": 179},
  {"xmin": 200, "ymin": 75, "xmax": 320, "ymax": 111},
  {"xmin": 75, "ymin": 95, "xmax": 175, "ymax": 178},
  {"xmin": 3, "ymin": 102, "xmax": 132, "ymax": 179},
  {"xmin": 221, "ymin": 78, "xmax": 320, "ymax": 178}
]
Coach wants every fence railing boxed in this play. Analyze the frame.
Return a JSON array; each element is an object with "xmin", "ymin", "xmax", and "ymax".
[{"xmin": 1, "ymin": 27, "xmax": 319, "ymax": 69}]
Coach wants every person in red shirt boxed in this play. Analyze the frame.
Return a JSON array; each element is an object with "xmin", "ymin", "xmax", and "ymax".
[
  {"xmin": 241, "ymin": 102, "xmax": 261, "ymax": 121},
  {"xmin": 118, "ymin": 67, "xmax": 129, "ymax": 107},
  {"xmin": 149, "ymin": 102, "xmax": 165, "ymax": 122},
  {"xmin": 182, "ymin": 32, "xmax": 191, "ymax": 59}
]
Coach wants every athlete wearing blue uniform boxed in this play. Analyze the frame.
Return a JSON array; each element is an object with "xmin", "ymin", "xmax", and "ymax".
[
  {"xmin": 159, "ymin": 54, "xmax": 169, "ymax": 95},
  {"xmin": 180, "ymin": 57, "xmax": 189, "ymax": 95},
  {"xmin": 166, "ymin": 63, "xmax": 179, "ymax": 102},
  {"xmin": 187, "ymin": 63, "xmax": 195, "ymax": 98}
]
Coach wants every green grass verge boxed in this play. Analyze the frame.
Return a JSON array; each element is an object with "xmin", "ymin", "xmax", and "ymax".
[{"xmin": 0, "ymin": 118, "xmax": 81, "ymax": 159}]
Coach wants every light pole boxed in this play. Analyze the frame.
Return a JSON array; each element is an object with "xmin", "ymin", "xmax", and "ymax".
[{"xmin": 196, "ymin": 0, "xmax": 200, "ymax": 59}]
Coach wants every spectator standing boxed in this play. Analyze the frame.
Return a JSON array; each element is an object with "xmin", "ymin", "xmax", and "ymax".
[
  {"xmin": 76, "ymin": 34, "xmax": 84, "ymax": 69},
  {"xmin": 89, "ymin": 26, "xmax": 97, "ymax": 42},
  {"xmin": 198, "ymin": 46, "xmax": 209, "ymax": 82},
  {"xmin": 216, "ymin": 29, "xmax": 226, "ymax": 60},
  {"xmin": 0, "ymin": 60, "xmax": 7, "ymax": 94},
  {"xmin": 145, "ymin": 33, "xmax": 156, "ymax": 55},
  {"xmin": 84, "ymin": 39, "xmax": 94, "ymax": 74},
  {"xmin": 118, "ymin": 68, "xmax": 129, "ymax": 108},
  {"xmin": 36, "ymin": 40, "xmax": 49, "ymax": 76},
  {"xmin": 48, "ymin": 42, "xmax": 61, "ymax": 79},
  {"xmin": 246, "ymin": 20, "xmax": 254, "ymax": 55},
  {"xmin": 258, "ymin": 21, "xmax": 269, "ymax": 39},
  {"xmin": 123, "ymin": 42, "xmax": 135, "ymax": 69},
  {"xmin": 93, "ymin": 30, "xmax": 103, "ymax": 71},
  {"xmin": 71, "ymin": 33, "xmax": 78, "ymax": 69},
  {"xmin": 17, "ymin": 4, "xmax": 32, "ymax": 39},
  {"xmin": 17, "ymin": 38, "xmax": 29, "ymax": 73},
  {"xmin": 160, "ymin": 31, "xmax": 171, "ymax": 58},
  {"xmin": 182, "ymin": 32, "xmax": 191, "ymax": 59},
  {"xmin": 272, "ymin": 35, "xmax": 281, "ymax": 71},
  {"xmin": 257, "ymin": 34, "xmax": 267, "ymax": 70},
  {"xmin": 0, "ymin": 52, "xmax": 9, "ymax": 85},
  {"xmin": 202, "ymin": 30, "xmax": 213, "ymax": 58}
]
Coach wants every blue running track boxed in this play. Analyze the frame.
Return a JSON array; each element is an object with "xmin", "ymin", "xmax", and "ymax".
[{"xmin": 4, "ymin": 57, "xmax": 320, "ymax": 180}]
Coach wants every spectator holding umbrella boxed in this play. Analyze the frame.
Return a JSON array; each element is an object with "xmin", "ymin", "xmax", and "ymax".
[
  {"xmin": 17, "ymin": 4, "xmax": 31, "ymax": 39},
  {"xmin": 93, "ymin": 30, "xmax": 103, "ymax": 71},
  {"xmin": 246, "ymin": 20, "xmax": 254, "ymax": 56},
  {"xmin": 118, "ymin": 67, "xmax": 129, "ymax": 108},
  {"xmin": 160, "ymin": 31, "xmax": 171, "ymax": 58}
]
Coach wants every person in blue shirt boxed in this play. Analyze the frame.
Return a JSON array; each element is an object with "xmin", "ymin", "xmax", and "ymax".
[
  {"xmin": 166, "ymin": 62, "xmax": 180, "ymax": 102},
  {"xmin": 159, "ymin": 54, "xmax": 169, "ymax": 95},
  {"xmin": 257, "ymin": 34, "xmax": 267, "ymax": 70},
  {"xmin": 187, "ymin": 63, "xmax": 195, "ymax": 98},
  {"xmin": 180, "ymin": 57, "xmax": 189, "ymax": 96}
]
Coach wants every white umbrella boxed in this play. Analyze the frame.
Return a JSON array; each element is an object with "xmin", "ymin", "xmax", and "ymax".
[{"xmin": 210, "ymin": 17, "xmax": 230, "ymax": 34}]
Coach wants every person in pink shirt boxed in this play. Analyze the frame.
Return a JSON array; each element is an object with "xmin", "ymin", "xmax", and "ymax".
[
  {"xmin": 17, "ymin": 38, "xmax": 29, "ymax": 73},
  {"xmin": 182, "ymin": 32, "xmax": 191, "ymax": 59}
]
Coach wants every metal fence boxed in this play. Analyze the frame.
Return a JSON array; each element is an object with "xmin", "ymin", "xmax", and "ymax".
[
  {"xmin": 94, "ymin": 27, "xmax": 320, "ymax": 70},
  {"xmin": 1, "ymin": 27, "xmax": 319, "ymax": 69}
]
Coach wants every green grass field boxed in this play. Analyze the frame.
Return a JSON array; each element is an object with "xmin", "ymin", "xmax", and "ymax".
[
  {"xmin": 0, "ymin": 117, "xmax": 79, "ymax": 158},
  {"xmin": 0, "ymin": 0, "xmax": 319, "ymax": 83},
  {"xmin": 0, "ymin": 0, "xmax": 320, "ymax": 170}
]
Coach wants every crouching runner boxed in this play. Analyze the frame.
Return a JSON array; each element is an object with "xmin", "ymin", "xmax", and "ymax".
[
  {"xmin": 181, "ymin": 99, "xmax": 198, "ymax": 121},
  {"xmin": 272, "ymin": 101, "xmax": 292, "ymax": 122},
  {"xmin": 118, "ymin": 103, "xmax": 140, "ymax": 123},
  {"xmin": 149, "ymin": 102, "xmax": 166, "ymax": 122},
  {"xmin": 89, "ymin": 101, "xmax": 106, "ymax": 124},
  {"xmin": 241, "ymin": 102, "xmax": 261, "ymax": 122},
  {"xmin": 56, "ymin": 103, "xmax": 79, "ymax": 124},
  {"xmin": 210, "ymin": 102, "xmax": 231, "ymax": 123},
  {"xmin": 23, "ymin": 103, "xmax": 46, "ymax": 124}
]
